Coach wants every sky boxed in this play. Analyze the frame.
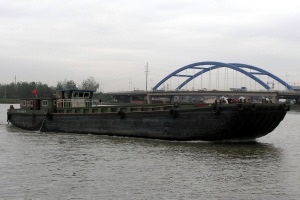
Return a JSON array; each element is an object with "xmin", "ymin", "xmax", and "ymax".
[{"xmin": 1, "ymin": 0, "xmax": 300, "ymax": 92}]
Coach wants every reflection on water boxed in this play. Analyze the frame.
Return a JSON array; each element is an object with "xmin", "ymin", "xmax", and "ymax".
[{"xmin": 0, "ymin": 104, "xmax": 299, "ymax": 199}]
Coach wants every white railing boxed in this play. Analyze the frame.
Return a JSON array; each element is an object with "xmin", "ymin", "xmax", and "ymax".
[{"xmin": 56, "ymin": 99, "xmax": 100, "ymax": 108}]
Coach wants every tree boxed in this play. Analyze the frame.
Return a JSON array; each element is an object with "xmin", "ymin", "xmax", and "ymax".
[
  {"xmin": 17, "ymin": 82, "xmax": 37, "ymax": 98},
  {"xmin": 37, "ymin": 82, "xmax": 55, "ymax": 97},
  {"xmin": 56, "ymin": 79, "xmax": 78, "ymax": 90},
  {"xmin": 81, "ymin": 76, "xmax": 99, "ymax": 91}
]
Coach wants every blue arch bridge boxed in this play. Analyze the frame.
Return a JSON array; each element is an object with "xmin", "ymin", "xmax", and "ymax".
[
  {"xmin": 153, "ymin": 61, "xmax": 293, "ymax": 91},
  {"xmin": 110, "ymin": 61, "xmax": 300, "ymax": 104}
]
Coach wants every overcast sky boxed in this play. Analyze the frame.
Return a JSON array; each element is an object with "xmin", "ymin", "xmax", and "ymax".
[{"xmin": 1, "ymin": 0, "xmax": 300, "ymax": 91}]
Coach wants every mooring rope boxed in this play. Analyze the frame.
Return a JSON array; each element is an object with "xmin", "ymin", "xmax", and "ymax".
[{"xmin": 39, "ymin": 118, "xmax": 46, "ymax": 132}]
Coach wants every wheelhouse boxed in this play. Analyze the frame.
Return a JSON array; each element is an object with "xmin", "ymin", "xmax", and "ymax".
[{"xmin": 56, "ymin": 89, "xmax": 94, "ymax": 108}]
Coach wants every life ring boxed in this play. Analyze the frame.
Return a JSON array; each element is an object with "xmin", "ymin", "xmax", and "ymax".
[
  {"xmin": 250, "ymin": 103, "xmax": 256, "ymax": 111},
  {"xmin": 237, "ymin": 104, "xmax": 244, "ymax": 111},
  {"xmin": 281, "ymin": 103, "xmax": 288, "ymax": 110},
  {"xmin": 117, "ymin": 111, "xmax": 125, "ymax": 119},
  {"xmin": 211, "ymin": 105, "xmax": 220, "ymax": 114},
  {"xmin": 169, "ymin": 109, "xmax": 178, "ymax": 118}
]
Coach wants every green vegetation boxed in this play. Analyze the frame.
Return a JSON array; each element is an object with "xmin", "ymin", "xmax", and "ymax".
[
  {"xmin": 0, "ymin": 82, "xmax": 54, "ymax": 99},
  {"xmin": 0, "ymin": 76, "xmax": 113, "ymax": 103}
]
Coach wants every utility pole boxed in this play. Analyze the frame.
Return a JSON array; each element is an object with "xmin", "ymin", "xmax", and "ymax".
[
  {"xmin": 129, "ymin": 78, "xmax": 132, "ymax": 91},
  {"xmin": 145, "ymin": 63, "xmax": 149, "ymax": 91}
]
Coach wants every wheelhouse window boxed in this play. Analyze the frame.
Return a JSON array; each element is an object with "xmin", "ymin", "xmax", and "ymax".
[
  {"xmin": 72, "ymin": 92, "xmax": 79, "ymax": 98},
  {"xmin": 22, "ymin": 100, "xmax": 26, "ymax": 106},
  {"xmin": 30, "ymin": 100, "xmax": 33, "ymax": 106},
  {"xmin": 84, "ymin": 92, "xmax": 90, "ymax": 97},
  {"xmin": 72, "ymin": 92, "xmax": 90, "ymax": 98},
  {"xmin": 42, "ymin": 100, "xmax": 48, "ymax": 106}
]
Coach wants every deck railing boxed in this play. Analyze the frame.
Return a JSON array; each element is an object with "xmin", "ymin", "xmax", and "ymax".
[{"xmin": 56, "ymin": 99, "xmax": 100, "ymax": 108}]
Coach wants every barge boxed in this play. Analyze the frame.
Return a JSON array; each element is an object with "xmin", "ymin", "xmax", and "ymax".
[{"xmin": 7, "ymin": 89, "xmax": 289, "ymax": 141}]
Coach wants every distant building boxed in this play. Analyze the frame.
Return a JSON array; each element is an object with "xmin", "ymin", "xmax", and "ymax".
[{"xmin": 229, "ymin": 87, "xmax": 247, "ymax": 92}]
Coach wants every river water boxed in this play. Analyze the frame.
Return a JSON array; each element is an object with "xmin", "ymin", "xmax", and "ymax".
[{"xmin": 0, "ymin": 104, "xmax": 299, "ymax": 200}]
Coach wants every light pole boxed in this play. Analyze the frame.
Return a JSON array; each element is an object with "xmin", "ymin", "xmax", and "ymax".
[{"xmin": 145, "ymin": 63, "xmax": 149, "ymax": 91}]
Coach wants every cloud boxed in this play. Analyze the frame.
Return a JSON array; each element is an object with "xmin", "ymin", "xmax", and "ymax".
[{"xmin": 1, "ymin": 0, "xmax": 300, "ymax": 90}]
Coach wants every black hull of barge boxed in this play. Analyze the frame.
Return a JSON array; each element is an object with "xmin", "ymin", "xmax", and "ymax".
[{"xmin": 7, "ymin": 104, "xmax": 288, "ymax": 141}]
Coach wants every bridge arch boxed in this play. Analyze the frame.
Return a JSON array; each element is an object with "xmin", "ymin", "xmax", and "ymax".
[
  {"xmin": 153, "ymin": 61, "xmax": 293, "ymax": 91},
  {"xmin": 229, "ymin": 63, "xmax": 293, "ymax": 90}
]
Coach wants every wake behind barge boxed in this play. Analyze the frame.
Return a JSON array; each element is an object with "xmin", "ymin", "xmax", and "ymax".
[{"xmin": 7, "ymin": 89, "xmax": 289, "ymax": 141}]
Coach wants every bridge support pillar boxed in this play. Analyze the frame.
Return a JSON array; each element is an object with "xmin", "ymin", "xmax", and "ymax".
[
  {"xmin": 130, "ymin": 96, "xmax": 133, "ymax": 103},
  {"xmin": 170, "ymin": 95, "xmax": 174, "ymax": 103},
  {"xmin": 146, "ymin": 95, "xmax": 152, "ymax": 104}
]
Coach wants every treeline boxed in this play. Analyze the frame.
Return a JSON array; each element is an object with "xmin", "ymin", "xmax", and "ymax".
[
  {"xmin": 0, "ymin": 82, "xmax": 54, "ymax": 99},
  {"xmin": 0, "ymin": 77, "xmax": 112, "ymax": 101}
]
